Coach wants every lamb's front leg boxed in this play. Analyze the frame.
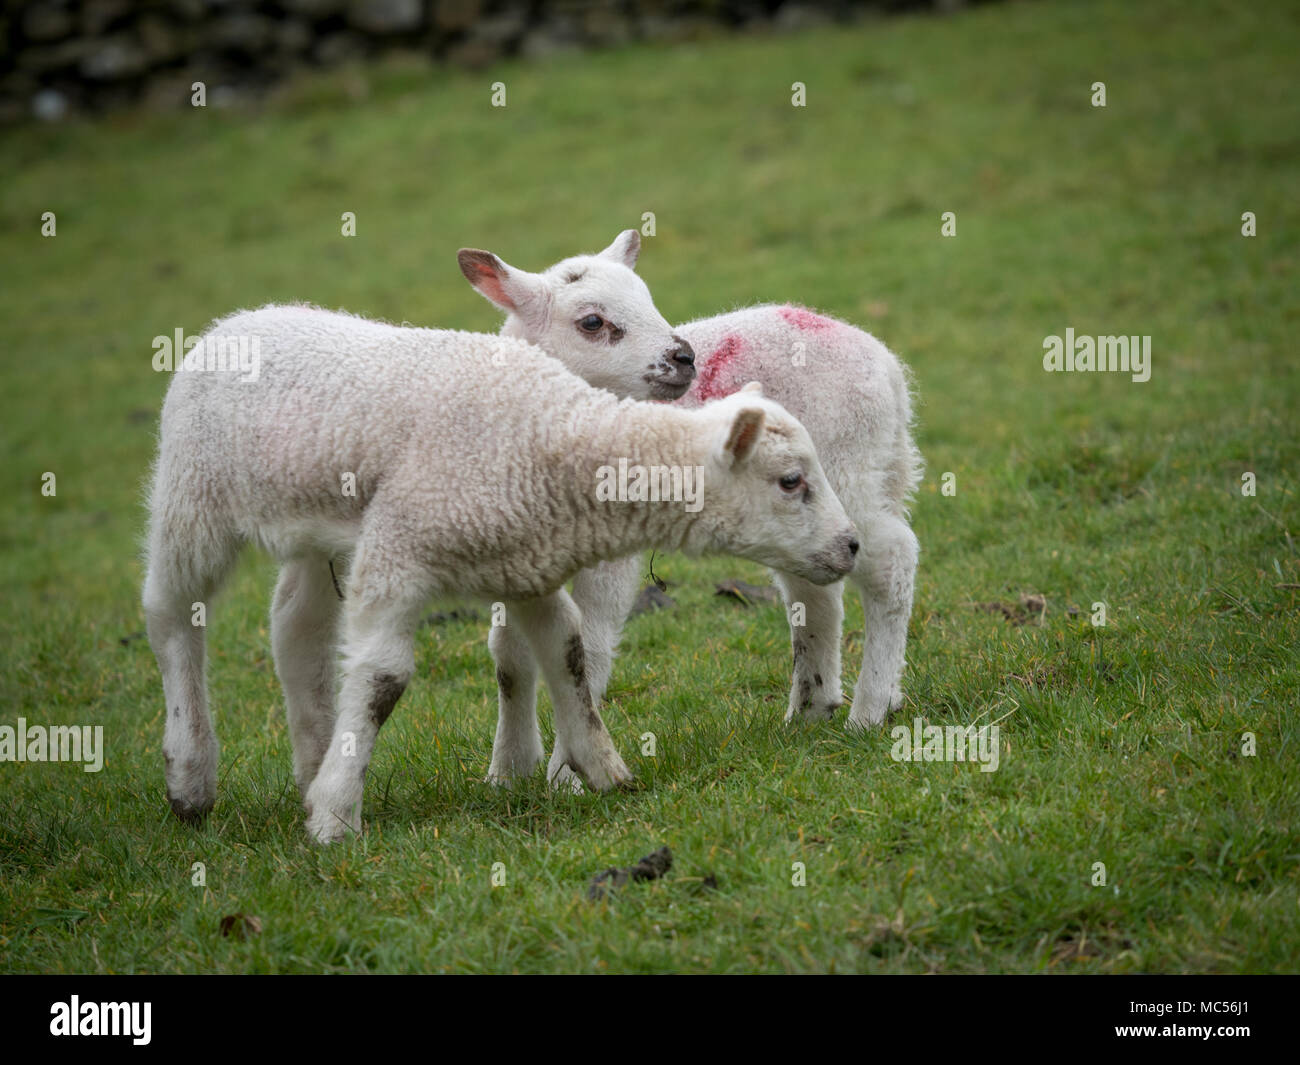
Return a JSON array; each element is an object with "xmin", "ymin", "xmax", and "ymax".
[
  {"xmin": 772, "ymin": 571, "xmax": 845, "ymax": 722},
  {"xmin": 847, "ymin": 514, "xmax": 919, "ymax": 729},
  {"xmin": 303, "ymin": 592, "xmax": 419, "ymax": 843},
  {"xmin": 509, "ymin": 590, "xmax": 633, "ymax": 792},
  {"xmin": 486, "ymin": 619, "xmax": 543, "ymax": 784},
  {"xmin": 571, "ymin": 554, "xmax": 643, "ymax": 705}
]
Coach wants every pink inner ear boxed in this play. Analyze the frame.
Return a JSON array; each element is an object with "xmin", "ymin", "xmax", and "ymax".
[
  {"xmin": 472, "ymin": 264, "xmax": 514, "ymax": 310},
  {"xmin": 729, "ymin": 412, "xmax": 762, "ymax": 459},
  {"xmin": 461, "ymin": 253, "xmax": 516, "ymax": 311}
]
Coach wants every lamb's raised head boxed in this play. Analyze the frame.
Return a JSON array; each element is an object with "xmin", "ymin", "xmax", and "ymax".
[
  {"xmin": 690, "ymin": 382, "xmax": 858, "ymax": 584},
  {"xmin": 458, "ymin": 230, "xmax": 696, "ymax": 401}
]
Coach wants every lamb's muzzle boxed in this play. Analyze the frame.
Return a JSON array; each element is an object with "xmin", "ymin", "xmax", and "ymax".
[
  {"xmin": 805, "ymin": 525, "xmax": 860, "ymax": 584},
  {"xmin": 671, "ymin": 336, "xmax": 695, "ymax": 366},
  {"xmin": 645, "ymin": 334, "xmax": 697, "ymax": 399}
]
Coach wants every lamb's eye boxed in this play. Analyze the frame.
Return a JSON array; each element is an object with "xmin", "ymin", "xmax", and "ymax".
[
  {"xmin": 779, "ymin": 473, "xmax": 805, "ymax": 492},
  {"xmin": 579, "ymin": 315, "xmax": 604, "ymax": 333}
]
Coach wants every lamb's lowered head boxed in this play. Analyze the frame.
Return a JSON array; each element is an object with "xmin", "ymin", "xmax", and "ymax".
[
  {"xmin": 677, "ymin": 382, "xmax": 859, "ymax": 585},
  {"xmin": 458, "ymin": 230, "xmax": 696, "ymax": 401}
]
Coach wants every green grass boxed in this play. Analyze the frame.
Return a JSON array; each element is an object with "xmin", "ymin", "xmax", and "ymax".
[{"xmin": 1, "ymin": 0, "xmax": 1298, "ymax": 972}]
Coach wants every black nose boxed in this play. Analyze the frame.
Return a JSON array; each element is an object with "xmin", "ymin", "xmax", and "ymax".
[
  {"xmin": 671, "ymin": 336, "xmax": 695, "ymax": 367},
  {"xmin": 848, "ymin": 537, "xmax": 860, "ymax": 556}
]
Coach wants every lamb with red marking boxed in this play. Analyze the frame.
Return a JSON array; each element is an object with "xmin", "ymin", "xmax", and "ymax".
[
  {"xmin": 671, "ymin": 302, "xmax": 921, "ymax": 726},
  {"xmin": 467, "ymin": 238, "xmax": 920, "ymax": 769}
]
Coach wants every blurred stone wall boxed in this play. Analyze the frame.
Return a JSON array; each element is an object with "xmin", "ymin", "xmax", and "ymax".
[{"xmin": 1, "ymin": 0, "xmax": 971, "ymax": 122}]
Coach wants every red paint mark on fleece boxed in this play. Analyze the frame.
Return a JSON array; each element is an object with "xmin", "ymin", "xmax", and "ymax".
[
  {"xmin": 778, "ymin": 304, "xmax": 838, "ymax": 332},
  {"xmin": 692, "ymin": 333, "xmax": 746, "ymax": 402}
]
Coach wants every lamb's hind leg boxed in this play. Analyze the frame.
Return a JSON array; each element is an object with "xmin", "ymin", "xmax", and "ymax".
[
  {"xmin": 271, "ymin": 555, "xmax": 341, "ymax": 798},
  {"xmin": 486, "ymin": 618, "xmax": 543, "ymax": 784},
  {"xmin": 143, "ymin": 521, "xmax": 238, "ymax": 823},
  {"xmin": 847, "ymin": 513, "xmax": 919, "ymax": 729},
  {"xmin": 772, "ymin": 571, "xmax": 845, "ymax": 722},
  {"xmin": 571, "ymin": 554, "xmax": 642, "ymax": 705},
  {"xmin": 488, "ymin": 557, "xmax": 640, "ymax": 784},
  {"xmin": 509, "ymin": 590, "xmax": 632, "ymax": 793}
]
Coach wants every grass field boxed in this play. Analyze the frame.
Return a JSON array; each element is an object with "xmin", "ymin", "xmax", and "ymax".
[{"xmin": 1, "ymin": 0, "xmax": 1297, "ymax": 973}]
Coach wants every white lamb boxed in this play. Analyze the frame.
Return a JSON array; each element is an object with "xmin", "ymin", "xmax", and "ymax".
[
  {"xmin": 143, "ymin": 241, "xmax": 859, "ymax": 843},
  {"xmin": 465, "ymin": 233, "xmax": 921, "ymax": 770}
]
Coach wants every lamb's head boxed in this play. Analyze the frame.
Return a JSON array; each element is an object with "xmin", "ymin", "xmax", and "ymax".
[
  {"xmin": 697, "ymin": 383, "xmax": 859, "ymax": 585},
  {"xmin": 458, "ymin": 230, "xmax": 696, "ymax": 401}
]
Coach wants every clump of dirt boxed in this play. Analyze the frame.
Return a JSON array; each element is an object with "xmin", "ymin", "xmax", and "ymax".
[
  {"xmin": 629, "ymin": 584, "xmax": 675, "ymax": 617},
  {"xmin": 973, "ymin": 592, "xmax": 1048, "ymax": 626},
  {"xmin": 587, "ymin": 846, "xmax": 673, "ymax": 901},
  {"xmin": 715, "ymin": 579, "xmax": 779, "ymax": 606},
  {"xmin": 219, "ymin": 913, "xmax": 262, "ymax": 940}
]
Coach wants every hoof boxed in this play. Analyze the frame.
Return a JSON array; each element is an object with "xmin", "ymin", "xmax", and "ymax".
[
  {"xmin": 304, "ymin": 810, "xmax": 356, "ymax": 845},
  {"xmin": 549, "ymin": 765, "xmax": 586, "ymax": 795},
  {"xmin": 785, "ymin": 701, "xmax": 840, "ymax": 724},
  {"xmin": 168, "ymin": 795, "xmax": 212, "ymax": 824}
]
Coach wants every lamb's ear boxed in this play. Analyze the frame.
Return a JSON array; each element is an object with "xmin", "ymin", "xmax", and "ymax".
[
  {"xmin": 598, "ymin": 229, "xmax": 641, "ymax": 270},
  {"xmin": 740, "ymin": 381, "xmax": 763, "ymax": 395},
  {"xmin": 719, "ymin": 406, "xmax": 765, "ymax": 467},
  {"xmin": 458, "ymin": 249, "xmax": 548, "ymax": 324}
]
